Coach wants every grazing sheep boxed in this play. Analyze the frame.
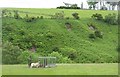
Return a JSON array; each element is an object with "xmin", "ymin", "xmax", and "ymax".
[{"xmin": 30, "ymin": 62, "xmax": 40, "ymax": 68}]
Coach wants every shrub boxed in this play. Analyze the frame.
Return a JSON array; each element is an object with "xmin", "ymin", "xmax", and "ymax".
[
  {"xmin": 40, "ymin": 16, "xmax": 44, "ymax": 19},
  {"xmin": 48, "ymin": 52, "xmax": 63, "ymax": 63},
  {"xmin": 2, "ymin": 41, "xmax": 22, "ymax": 64},
  {"xmin": 66, "ymin": 17, "xmax": 70, "ymax": 19},
  {"xmin": 51, "ymin": 12, "xmax": 64, "ymax": 19},
  {"xmin": 104, "ymin": 13, "xmax": 118, "ymax": 25},
  {"xmin": 60, "ymin": 47, "xmax": 77, "ymax": 60},
  {"xmin": 18, "ymin": 50, "xmax": 39, "ymax": 64},
  {"xmin": 92, "ymin": 13, "xmax": 103, "ymax": 20},
  {"xmin": 72, "ymin": 13, "xmax": 79, "ymax": 19},
  {"xmin": 94, "ymin": 30, "xmax": 103, "ymax": 38},
  {"xmin": 52, "ymin": 46, "xmax": 59, "ymax": 52},
  {"xmin": 25, "ymin": 14, "xmax": 36, "ymax": 22},
  {"xmin": 89, "ymin": 33, "xmax": 96, "ymax": 39},
  {"xmin": 48, "ymin": 52, "xmax": 73, "ymax": 63}
]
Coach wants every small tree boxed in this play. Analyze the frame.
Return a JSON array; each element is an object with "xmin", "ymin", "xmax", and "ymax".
[
  {"xmin": 72, "ymin": 12, "xmax": 79, "ymax": 19},
  {"xmin": 2, "ymin": 41, "xmax": 21, "ymax": 64}
]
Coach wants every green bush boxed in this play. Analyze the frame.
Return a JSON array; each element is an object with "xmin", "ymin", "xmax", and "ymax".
[
  {"xmin": 72, "ymin": 13, "xmax": 79, "ymax": 19},
  {"xmin": 92, "ymin": 13, "xmax": 103, "ymax": 20},
  {"xmin": 60, "ymin": 47, "xmax": 77, "ymax": 60},
  {"xmin": 48, "ymin": 52, "xmax": 63, "ymax": 63},
  {"xmin": 104, "ymin": 13, "xmax": 118, "ymax": 25},
  {"xmin": 18, "ymin": 50, "xmax": 39, "ymax": 64},
  {"xmin": 2, "ymin": 41, "xmax": 22, "ymax": 64},
  {"xmin": 89, "ymin": 33, "xmax": 96, "ymax": 39},
  {"xmin": 94, "ymin": 30, "xmax": 103, "ymax": 38},
  {"xmin": 25, "ymin": 14, "xmax": 36, "ymax": 22},
  {"xmin": 48, "ymin": 52, "xmax": 73, "ymax": 63},
  {"xmin": 51, "ymin": 12, "xmax": 64, "ymax": 19},
  {"xmin": 40, "ymin": 16, "xmax": 44, "ymax": 19}
]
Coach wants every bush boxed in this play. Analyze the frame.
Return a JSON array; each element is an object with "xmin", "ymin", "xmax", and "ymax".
[
  {"xmin": 48, "ymin": 52, "xmax": 63, "ymax": 63},
  {"xmin": 48, "ymin": 52, "xmax": 73, "ymax": 63},
  {"xmin": 40, "ymin": 16, "xmax": 44, "ymax": 19},
  {"xmin": 2, "ymin": 41, "xmax": 22, "ymax": 64},
  {"xmin": 92, "ymin": 13, "xmax": 103, "ymax": 20},
  {"xmin": 89, "ymin": 33, "xmax": 96, "ymax": 39},
  {"xmin": 18, "ymin": 50, "xmax": 39, "ymax": 64},
  {"xmin": 60, "ymin": 47, "xmax": 77, "ymax": 60},
  {"xmin": 51, "ymin": 12, "xmax": 64, "ymax": 19},
  {"xmin": 66, "ymin": 17, "xmax": 70, "ymax": 19},
  {"xmin": 94, "ymin": 30, "xmax": 103, "ymax": 38},
  {"xmin": 25, "ymin": 14, "xmax": 36, "ymax": 22},
  {"xmin": 104, "ymin": 13, "xmax": 118, "ymax": 25},
  {"xmin": 72, "ymin": 13, "xmax": 79, "ymax": 19}
]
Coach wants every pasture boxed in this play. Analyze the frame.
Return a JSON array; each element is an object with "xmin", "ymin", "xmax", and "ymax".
[{"xmin": 2, "ymin": 63, "xmax": 118, "ymax": 75}]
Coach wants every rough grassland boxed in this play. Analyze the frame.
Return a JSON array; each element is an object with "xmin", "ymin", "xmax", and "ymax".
[
  {"xmin": 2, "ymin": 9, "xmax": 118, "ymax": 63},
  {"xmin": 2, "ymin": 63, "xmax": 118, "ymax": 75}
]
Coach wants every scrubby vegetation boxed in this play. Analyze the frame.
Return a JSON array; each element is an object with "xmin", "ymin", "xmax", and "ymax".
[
  {"xmin": 92, "ymin": 13, "xmax": 118, "ymax": 25},
  {"xmin": 2, "ymin": 8, "xmax": 118, "ymax": 64}
]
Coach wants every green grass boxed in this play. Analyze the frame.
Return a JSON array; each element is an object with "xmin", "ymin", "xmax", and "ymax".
[
  {"xmin": 2, "ymin": 8, "xmax": 118, "ymax": 63},
  {"xmin": 2, "ymin": 63, "xmax": 118, "ymax": 75}
]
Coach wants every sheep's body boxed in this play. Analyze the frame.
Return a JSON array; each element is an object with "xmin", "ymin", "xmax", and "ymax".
[{"xmin": 30, "ymin": 62, "xmax": 40, "ymax": 68}]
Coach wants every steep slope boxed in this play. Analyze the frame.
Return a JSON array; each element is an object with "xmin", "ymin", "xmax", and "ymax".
[{"xmin": 2, "ymin": 8, "xmax": 118, "ymax": 63}]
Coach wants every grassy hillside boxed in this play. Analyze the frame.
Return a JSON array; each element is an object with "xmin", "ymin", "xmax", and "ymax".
[{"xmin": 2, "ymin": 8, "xmax": 118, "ymax": 63}]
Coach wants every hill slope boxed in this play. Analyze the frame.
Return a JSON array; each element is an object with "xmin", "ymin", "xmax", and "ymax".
[{"xmin": 2, "ymin": 8, "xmax": 118, "ymax": 63}]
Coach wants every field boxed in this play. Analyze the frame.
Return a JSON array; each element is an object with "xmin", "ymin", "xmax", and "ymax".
[{"xmin": 2, "ymin": 63, "xmax": 118, "ymax": 75}]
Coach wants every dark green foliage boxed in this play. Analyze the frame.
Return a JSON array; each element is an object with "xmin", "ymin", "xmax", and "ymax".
[
  {"xmin": 25, "ymin": 14, "xmax": 36, "ymax": 22},
  {"xmin": 2, "ymin": 9, "xmax": 118, "ymax": 64},
  {"xmin": 72, "ymin": 13, "xmax": 79, "ymax": 19},
  {"xmin": 40, "ymin": 16, "xmax": 44, "ymax": 19},
  {"xmin": 18, "ymin": 51, "xmax": 39, "ymax": 64},
  {"xmin": 48, "ymin": 52, "xmax": 73, "ymax": 63},
  {"xmin": 92, "ymin": 13, "xmax": 103, "ymax": 20},
  {"xmin": 104, "ymin": 13, "xmax": 118, "ymax": 25},
  {"xmin": 56, "ymin": 6, "xmax": 80, "ymax": 9},
  {"xmin": 89, "ymin": 33, "xmax": 96, "ymax": 39},
  {"xmin": 94, "ymin": 30, "xmax": 103, "ymax": 38},
  {"xmin": 52, "ymin": 46, "xmax": 59, "ymax": 52},
  {"xmin": 2, "ymin": 9, "xmax": 12, "ymax": 17},
  {"xmin": 2, "ymin": 41, "xmax": 21, "ymax": 64},
  {"xmin": 66, "ymin": 17, "xmax": 70, "ymax": 19},
  {"xmin": 60, "ymin": 47, "xmax": 77, "ymax": 60}
]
